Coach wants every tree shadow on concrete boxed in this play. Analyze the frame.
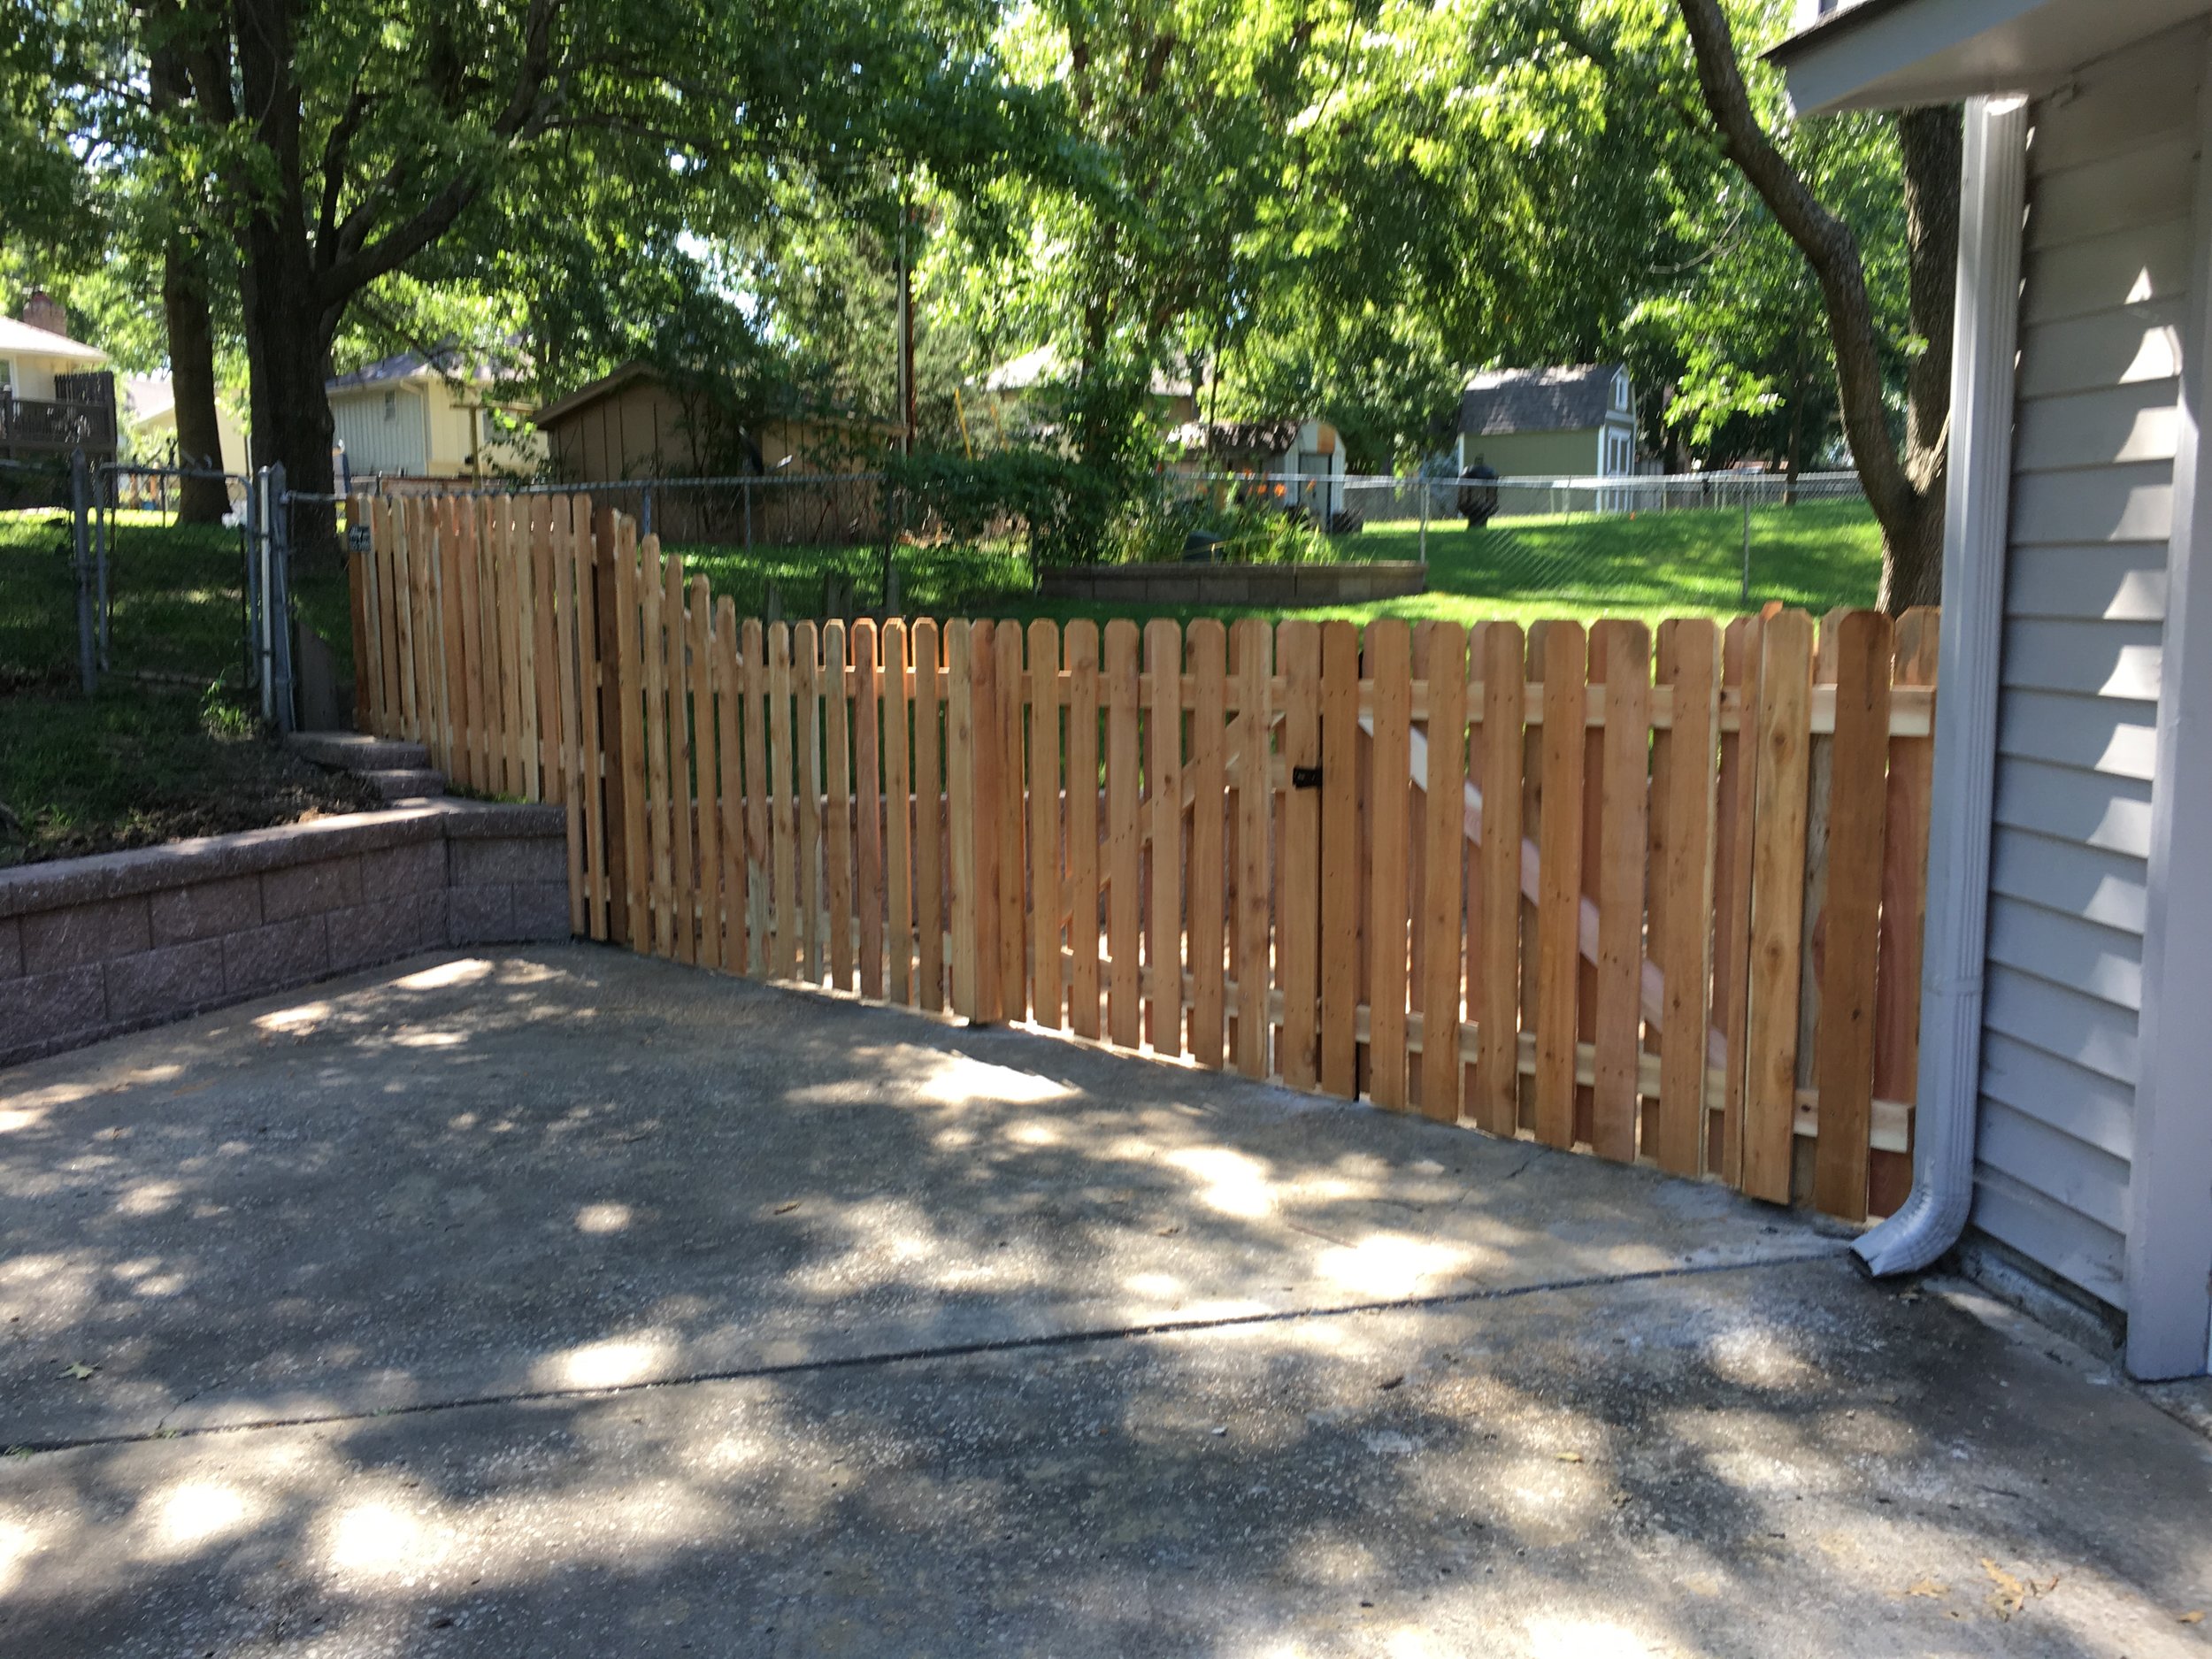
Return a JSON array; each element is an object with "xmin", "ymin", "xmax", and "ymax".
[{"xmin": 0, "ymin": 947, "xmax": 2204, "ymax": 1656}]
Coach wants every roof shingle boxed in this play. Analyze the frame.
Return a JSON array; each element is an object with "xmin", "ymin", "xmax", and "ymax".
[{"xmin": 1460, "ymin": 364, "xmax": 1624, "ymax": 436}]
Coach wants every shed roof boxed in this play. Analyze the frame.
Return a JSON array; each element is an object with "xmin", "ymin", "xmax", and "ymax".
[
  {"xmin": 531, "ymin": 360, "xmax": 899, "ymax": 435},
  {"xmin": 1459, "ymin": 365, "xmax": 1624, "ymax": 437},
  {"xmin": 531, "ymin": 362, "xmax": 657, "ymax": 427},
  {"xmin": 1168, "ymin": 419, "xmax": 1307, "ymax": 457}
]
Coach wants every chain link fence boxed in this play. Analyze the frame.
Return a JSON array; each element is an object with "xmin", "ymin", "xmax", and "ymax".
[
  {"xmin": 0, "ymin": 451, "xmax": 316, "ymax": 714},
  {"xmin": 368, "ymin": 464, "xmax": 1876, "ymax": 617},
  {"xmin": 373, "ymin": 472, "xmax": 1029, "ymax": 621}
]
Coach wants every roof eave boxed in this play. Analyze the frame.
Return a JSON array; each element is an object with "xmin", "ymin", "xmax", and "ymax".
[
  {"xmin": 1767, "ymin": 0, "xmax": 2211, "ymax": 115},
  {"xmin": 531, "ymin": 362, "xmax": 656, "ymax": 427}
]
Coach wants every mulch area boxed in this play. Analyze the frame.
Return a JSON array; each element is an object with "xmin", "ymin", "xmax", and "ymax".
[{"xmin": 0, "ymin": 678, "xmax": 381, "ymax": 868}]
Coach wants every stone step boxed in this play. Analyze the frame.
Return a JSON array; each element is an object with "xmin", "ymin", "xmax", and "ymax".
[
  {"xmin": 287, "ymin": 731, "xmax": 431, "ymax": 772},
  {"xmin": 361, "ymin": 768, "xmax": 447, "ymax": 801}
]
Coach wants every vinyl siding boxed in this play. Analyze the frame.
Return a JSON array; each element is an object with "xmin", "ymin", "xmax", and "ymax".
[
  {"xmin": 1452, "ymin": 427, "xmax": 1603, "ymax": 478},
  {"xmin": 331, "ymin": 385, "xmax": 429, "ymax": 477},
  {"xmin": 1976, "ymin": 23, "xmax": 2202, "ymax": 1308}
]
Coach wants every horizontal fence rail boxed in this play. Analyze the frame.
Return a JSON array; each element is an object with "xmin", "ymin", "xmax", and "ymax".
[{"xmin": 353, "ymin": 492, "xmax": 1935, "ymax": 1222}]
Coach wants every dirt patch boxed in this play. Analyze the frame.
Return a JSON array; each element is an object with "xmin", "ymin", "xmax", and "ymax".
[{"xmin": 0, "ymin": 683, "xmax": 381, "ymax": 867}]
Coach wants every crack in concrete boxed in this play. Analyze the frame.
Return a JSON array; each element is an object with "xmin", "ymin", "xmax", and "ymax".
[{"xmin": 4, "ymin": 1245, "xmax": 1852, "ymax": 1459}]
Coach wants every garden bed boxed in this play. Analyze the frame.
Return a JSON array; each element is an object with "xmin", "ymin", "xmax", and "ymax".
[
  {"xmin": 1036, "ymin": 559, "xmax": 1426, "ymax": 605},
  {"xmin": 0, "ymin": 683, "xmax": 381, "ymax": 868}
]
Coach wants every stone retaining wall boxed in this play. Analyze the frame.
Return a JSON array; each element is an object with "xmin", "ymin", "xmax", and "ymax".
[
  {"xmin": 0, "ymin": 801, "xmax": 569, "ymax": 1068},
  {"xmin": 1036, "ymin": 561, "xmax": 1426, "ymax": 607}
]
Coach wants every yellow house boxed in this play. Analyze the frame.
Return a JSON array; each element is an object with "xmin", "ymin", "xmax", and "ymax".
[
  {"xmin": 326, "ymin": 349, "xmax": 544, "ymax": 481},
  {"xmin": 124, "ymin": 374, "xmax": 249, "ymax": 475},
  {"xmin": 1455, "ymin": 364, "xmax": 1641, "ymax": 479}
]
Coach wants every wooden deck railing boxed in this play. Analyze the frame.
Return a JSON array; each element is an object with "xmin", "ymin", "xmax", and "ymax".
[{"xmin": 351, "ymin": 493, "xmax": 1935, "ymax": 1222}]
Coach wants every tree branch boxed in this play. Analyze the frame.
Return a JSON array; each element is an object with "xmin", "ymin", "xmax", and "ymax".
[
  {"xmin": 319, "ymin": 0, "xmax": 565, "ymax": 303},
  {"xmin": 1671, "ymin": 0, "xmax": 1917, "ymax": 534},
  {"xmin": 316, "ymin": 79, "xmax": 376, "ymax": 257}
]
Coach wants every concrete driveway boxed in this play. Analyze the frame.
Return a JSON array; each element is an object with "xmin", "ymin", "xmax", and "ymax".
[{"xmin": 0, "ymin": 946, "xmax": 2207, "ymax": 1656}]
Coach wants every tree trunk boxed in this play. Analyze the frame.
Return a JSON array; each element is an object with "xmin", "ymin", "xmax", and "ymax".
[
  {"xmin": 232, "ymin": 0, "xmax": 338, "ymax": 548},
  {"xmin": 1878, "ymin": 488, "xmax": 1945, "ymax": 611},
  {"xmin": 1671, "ymin": 0, "xmax": 1961, "ymax": 615},
  {"xmin": 1784, "ymin": 334, "xmax": 1805, "ymax": 507},
  {"xmin": 148, "ymin": 38, "xmax": 229, "ymax": 524},
  {"xmin": 161, "ymin": 237, "xmax": 231, "ymax": 522},
  {"xmin": 1889, "ymin": 105, "xmax": 1961, "ymax": 613}
]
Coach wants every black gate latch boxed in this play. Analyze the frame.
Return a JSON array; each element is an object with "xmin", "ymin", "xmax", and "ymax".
[{"xmin": 1291, "ymin": 764, "xmax": 1323, "ymax": 790}]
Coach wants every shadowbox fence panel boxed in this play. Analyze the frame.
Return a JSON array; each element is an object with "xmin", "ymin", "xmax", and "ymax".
[{"xmin": 353, "ymin": 495, "xmax": 1939, "ymax": 1223}]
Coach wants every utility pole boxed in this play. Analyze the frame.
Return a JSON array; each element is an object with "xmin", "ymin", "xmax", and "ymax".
[{"xmin": 895, "ymin": 180, "xmax": 918, "ymax": 457}]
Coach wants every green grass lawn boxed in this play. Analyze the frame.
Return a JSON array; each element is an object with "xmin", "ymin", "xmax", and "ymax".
[
  {"xmin": 668, "ymin": 496, "xmax": 1883, "ymax": 632},
  {"xmin": 1, "ymin": 509, "xmax": 371, "ymax": 864},
  {"xmin": 0, "ymin": 682, "xmax": 379, "ymax": 866},
  {"xmin": 1, "ymin": 508, "xmax": 250, "ymax": 685}
]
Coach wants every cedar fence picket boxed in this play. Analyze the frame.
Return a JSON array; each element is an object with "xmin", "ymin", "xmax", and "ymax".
[{"xmin": 352, "ymin": 495, "xmax": 1938, "ymax": 1220}]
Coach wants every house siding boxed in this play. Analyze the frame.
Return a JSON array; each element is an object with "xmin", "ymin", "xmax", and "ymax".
[
  {"xmin": 332, "ymin": 386, "xmax": 429, "ymax": 477},
  {"xmin": 1976, "ymin": 22, "xmax": 2204, "ymax": 1310},
  {"xmin": 1454, "ymin": 428, "xmax": 1604, "ymax": 478}
]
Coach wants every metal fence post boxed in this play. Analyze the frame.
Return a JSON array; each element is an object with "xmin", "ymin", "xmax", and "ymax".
[
  {"xmin": 1740, "ymin": 490, "xmax": 1752, "ymax": 605},
  {"xmin": 1418, "ymin": 473, "xmax": 1429, "ymax": 565},
  {"xmin": 70, "ymin": 449, "xmax": 96, "ymax": 695},
  {"xmin": 238, "ymin": 483, "xmax": 257, "ymax": 693},
  {"xmin": 250, "ymin": 466, "xmax": 273, "ymax": 723},
  {"xmin": 268, "ymin": 464, "xmax": 296, "ymax": 732},
  {"xmin": 95, "ymin": 472, "xmax": 111, "ymax": 672}
]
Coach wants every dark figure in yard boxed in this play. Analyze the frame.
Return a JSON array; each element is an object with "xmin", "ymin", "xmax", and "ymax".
[{"xmin": 1457, "ymin": 457, "xmax": 1500, "ymax": 529}]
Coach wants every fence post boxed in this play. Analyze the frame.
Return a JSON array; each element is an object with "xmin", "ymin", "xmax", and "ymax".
[
  {"xmin": 594, "ymin": 504, "xmax": 634, "ymax": 949},
  {"xmin": 268, "ymin": 463, "xmax": 296, "ymax": 732},
  {"xmin": 346, "ymin": 497, "xmax": 373, "ymax": 732},
  {"xmin": 242, "ymin": 466, "xmax": 263, "ymax": 702},
  {"xmin": 1418, "ymin": 473, "xmax": 1429, "ymax": 565},
  {"xmin": 70, "ymin": 449, "xmax": 96, "ymax": 695},
  {"xmin": 95, "ymin": 472, "xmax": 111, "ymax": 673},
  {"xmin": 251, "ymin": 465, "xmax": 273, "ymax": 722},
  {"xmin": 1740, "ymin": 492, "xmax": 1752, "ymax": 604}
]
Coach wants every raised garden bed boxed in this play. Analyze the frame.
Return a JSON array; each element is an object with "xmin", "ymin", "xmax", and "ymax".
[{"xmin": 1037, "ymin": 560, "xmax": 1425, "ymax": 606}]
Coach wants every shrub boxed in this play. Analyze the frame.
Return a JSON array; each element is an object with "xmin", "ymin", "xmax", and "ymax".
[{"xmin": 884, "ymin": 449, "xmax": 1124, "ymax": 567}]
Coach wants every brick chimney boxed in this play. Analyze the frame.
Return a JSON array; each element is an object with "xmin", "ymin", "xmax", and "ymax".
[{"xmin": 20, "ymin": 291, "xmax": 68, "ymax": 340}]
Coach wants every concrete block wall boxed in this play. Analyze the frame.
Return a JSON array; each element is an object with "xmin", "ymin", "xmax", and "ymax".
[{"xmin": 0, "ymin": 801, "xmax": 568, "ymax": 1068}]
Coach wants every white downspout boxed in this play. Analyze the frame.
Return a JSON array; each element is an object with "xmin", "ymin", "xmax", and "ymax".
[{"xmin": 1855, "ymin": 95, "xmax": 2028, "ymax": 1276}]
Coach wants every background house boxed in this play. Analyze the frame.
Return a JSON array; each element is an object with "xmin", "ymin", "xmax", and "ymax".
[
  {"xmin": 1455, "ymin": 364, "xmax": 1640, "ymax": 479},
  {"xmin": 1774, "ymin": 0, "xmax": 2212, "ymax": 1379},
  {"xmin": 124, "ymin": 374, "xmax": 248, "ymax": 476},
  {"xmin": 1168, "ymin": 417, "xmax": 1348, "ymax": 519},
  {"xmin": 977, "ymin": 346, "xmax": 1203, "ymax": 438},
  {"xmin": 327, "ymin": 349, "xmax": 543, "ymax": 482},
  {"xmin": 0, "ymin": 295, "xmax": 116, "ymax": 467}
]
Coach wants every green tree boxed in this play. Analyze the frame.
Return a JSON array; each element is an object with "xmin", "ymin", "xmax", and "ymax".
[
  {"xmin": 28, "ymin": 0, "xmax": 1051, "ymax": 517},
  {"xmin": 1531, "ymin": 0, "xmax": 1954, "ymax": 608}
]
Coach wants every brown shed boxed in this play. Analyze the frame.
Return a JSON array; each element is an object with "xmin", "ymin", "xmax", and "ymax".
[{"xmin": 532, "ymin": 363, "xmax": 889, "ymax": 483}]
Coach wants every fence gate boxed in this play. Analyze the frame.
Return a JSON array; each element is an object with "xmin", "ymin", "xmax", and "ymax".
[{"xmin": 352, "ymin": 493, "xmax": 1936, "ymax": 1223}]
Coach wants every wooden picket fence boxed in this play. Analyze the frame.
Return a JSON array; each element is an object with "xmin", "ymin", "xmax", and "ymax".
[{"xmin": 350, "ymin": 493, "xmax": 1937, "ymax": 1222}]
